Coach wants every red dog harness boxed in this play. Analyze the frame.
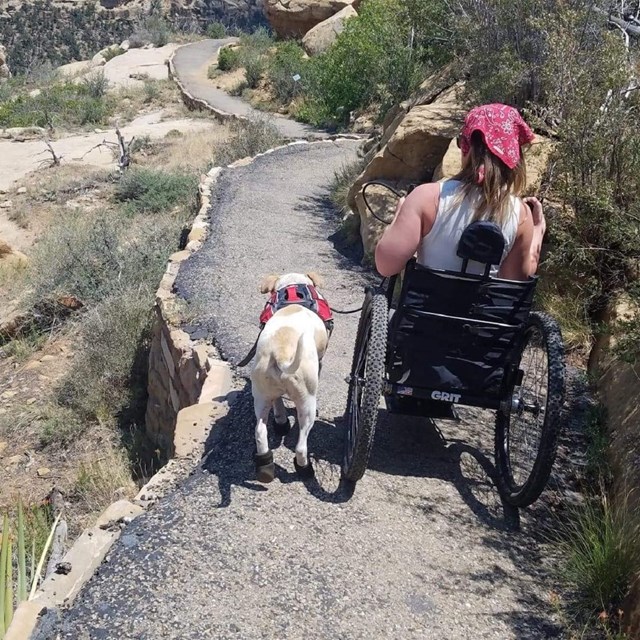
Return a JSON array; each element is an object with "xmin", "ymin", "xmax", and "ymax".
[{"xmin": 260, "ymin": 284, "xmax": 334, "ymax": 335}]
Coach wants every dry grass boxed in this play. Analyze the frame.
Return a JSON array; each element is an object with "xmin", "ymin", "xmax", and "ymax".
[
  {"xmin": 8, "ymin": 165, "xmax": 114, "ymax": 233},
  {"xmin": 113, "ymin": 79, "xmax": 184, "ymax": 123},
  {"xmin": 209, "ymin": 67, "xmax": 246, "ymax": 92},
  {"xmin": 536, "ymin": 276, "xmax": 592, "ymax": 359},
  {"xmin": 0, "ymin": 93, "xmax": 230, "ymax": 546},
  {"xmin": 134, "ymin": 126, "xmax": 231, "ymax": 173},
  {"xmin": 71, "ymin": 447, "xmax": 136, "ymax": 528}
]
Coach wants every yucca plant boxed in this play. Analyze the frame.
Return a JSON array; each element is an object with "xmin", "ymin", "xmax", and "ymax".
[
  {"xmin": 0, "ymin": 513, "xmax": 14, "ymax": 637},
  {"xmin": 0, "ymin": 501, "xmax": 59, "ymax": 639}
]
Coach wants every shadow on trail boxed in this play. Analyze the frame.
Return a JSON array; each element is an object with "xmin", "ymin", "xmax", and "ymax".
[
  {"xmin": 201, "ymin": 386, "xmax": 353, "ymax": 506},
  {"xmin": 201, "ymin": 386, "xmax": 268, "ymax": 508},
  {"xmin": 296, "ymin": 190, "xmax": 369, "ymax": 268},
  {"xmin": 201, "ymin": 382, "xmax": 520, "ymax": 527},
  {"xmin": 351, "ymin": 412, "xmax": 520, "ymax": 531}
]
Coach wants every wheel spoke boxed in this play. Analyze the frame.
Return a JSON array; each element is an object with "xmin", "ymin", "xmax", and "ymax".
[{"xmin": 505, "ymin": 325, "xmax": 548, "ymax": 489}]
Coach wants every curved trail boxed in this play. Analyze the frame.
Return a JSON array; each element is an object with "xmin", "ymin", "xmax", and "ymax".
[
  {"xmin": 172, "ymin": 39, "xmax": 324, "ymax": 140},
  {"xmin": 49, "ymin": 43, "xmax": 566, "ymax": 640}
]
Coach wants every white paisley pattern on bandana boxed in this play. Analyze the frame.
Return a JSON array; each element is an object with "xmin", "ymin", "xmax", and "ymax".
[{"xmin": 458, "ymin": 103, "xmax": 535, "ymax": 169}]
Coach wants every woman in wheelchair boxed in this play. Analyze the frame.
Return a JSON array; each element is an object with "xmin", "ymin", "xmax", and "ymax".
[
  {"xmin": 342, "ymin": 104, "xmax": 565, "ymax": 508},
  {"xmin": 375, "ymin": 103, "xmax": 547, "ymax": 281}
]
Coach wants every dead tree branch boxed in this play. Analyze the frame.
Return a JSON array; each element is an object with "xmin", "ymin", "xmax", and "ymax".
[
  {"xmin": 74, "ymin": 126, "xmax": 135, "ymax": 172},
  {"xmin": 37, "ymin": 138, "xmax": 62, "ymax": 168},
  {"xmin": 114, "ymin": 126, "xmax": 134, "ymax": 172}
]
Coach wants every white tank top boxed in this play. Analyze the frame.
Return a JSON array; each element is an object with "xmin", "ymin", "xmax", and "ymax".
[{"xmin": 417, "ymin": 179, "xmax": 520, "ymax": 276}]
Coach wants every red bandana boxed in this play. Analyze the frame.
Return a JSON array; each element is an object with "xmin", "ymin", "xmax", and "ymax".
[{"xmin": 459, "ymin": 104, "xmax": 535, "ymax": 170}]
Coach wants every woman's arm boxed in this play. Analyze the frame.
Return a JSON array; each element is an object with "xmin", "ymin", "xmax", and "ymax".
[
  {"xmin": 374, "ymin": 183, "xmax": 439, "ymax": 277},
  {"xmin": 498, "ymin": 198, "xmax": 546, "ymax": 280}
]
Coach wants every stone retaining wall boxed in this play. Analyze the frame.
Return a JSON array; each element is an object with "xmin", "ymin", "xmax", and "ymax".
[
  {"xmin": 167, "ymin": 44, "xmax": 244, "ymax": 126},
  {"xmin": 144, "ymin": 166, "xmax": 232, "ymax": 457}
]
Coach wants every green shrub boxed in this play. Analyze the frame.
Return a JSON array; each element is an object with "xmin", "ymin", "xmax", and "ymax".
[
  {"xmin": 2, "ymin": 332, "xmax": 46, "ymax": 362},
  {"xmin": 330, "ymin": 158, "xmax": 365, "ymax": 216},
  {"xmin": 206, "ymin": 21, "xmax": 227, "ymax": 39},
  {"xmin": 239, "ymin": 26, "xmax": 273, "ymax": 55},
  {"xmin": 217, "ymin": 46, "xmax": 241, "ymax": 72},
  {"xmin": 102, "ymin": 45, "xmax": 125, "ymax": 62},
  {"xmin": 57, "ymin": 288, "xmax": 155, "ymax": 425},
  {"xmin": 303, "ymin": 0, "xmax": 425, "ymax": 128},
  {"xmin": 82, "ymin": 71, "xmax": 109, "ymax": 99},
  {"xmin": 243, "ymin": 52, "xmax": 266, "ymax": 89},
  {"xmin": 38, "ymin": 405, "xmax": 86, "ymax": 449},
  {"xmin": 27, "ymin": 211, "xmax": 180, "ymax": 305},
  {"xmin": 114, "ymin": 168, "xmax": 197, "ymax": 215},
  {"xmin": 213, "ymin": 116, "xmax": 283, "ymax": 166},
  {"xmin": 559, "ymin": 494, "xmax": 640, "ymax": 632},
  {"xmin": 0, "ymin": 82, "xmax": 113, "ymax": 129},
  {"xmin": 129, "ymin": 14, "xmax": 171, "ymax": 48},
  {"xmin": 142, "ymin": 79, "xmax": 160, "ymax": 103},
  {"xmin": 268, "ymin": 41, "xmax": 307, "ymax": 105}
]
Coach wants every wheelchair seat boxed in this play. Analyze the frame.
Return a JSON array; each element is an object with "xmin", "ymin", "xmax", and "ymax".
[{"xmin": 385, "ymin": 220, "xmax": 537, "ymax": 413}]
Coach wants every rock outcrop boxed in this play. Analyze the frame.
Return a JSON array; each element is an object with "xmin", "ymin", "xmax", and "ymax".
[
  {"xmin": 348, "ymin": 67, "xmax": 554, "ymax": 257},
  {"xmin": 348, "ymin": 82, "xmax": 465, "ymax": 255},
  {"xmin": 301, "ymin": 5, "xmax": 356, "ymax": 55},
  {"xmin": 0, "ymin": 44, "xmax": 11, "ymax": 83},
  {"xmin": 265, "ymin": 0, "xmax": 359, "ymax": 38}
]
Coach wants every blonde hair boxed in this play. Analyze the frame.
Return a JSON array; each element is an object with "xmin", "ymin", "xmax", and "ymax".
[{"xmin": 452, "ymin": 131, "xmax": 528, "ymax": 226}]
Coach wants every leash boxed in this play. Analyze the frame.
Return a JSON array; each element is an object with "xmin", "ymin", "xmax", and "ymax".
[
  {"xmin": 362, "ymin": 180, "xmax": 413, "ymax": 226},
  {"xmin": 237, "ymin": 183, "xmax": 404, "ymax": 367},
  {"xmin": 330, "ymin": 305, "xmax": 363, "ymax": 314},
  {"xmin": 237, "ymin": 333, "xmax": 260, "ymax": 367}
]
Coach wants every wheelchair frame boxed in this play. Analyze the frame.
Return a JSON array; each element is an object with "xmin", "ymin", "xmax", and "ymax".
[{"xmin": 342, "ymin": 223, "xmax": 566, "ymax": 508}]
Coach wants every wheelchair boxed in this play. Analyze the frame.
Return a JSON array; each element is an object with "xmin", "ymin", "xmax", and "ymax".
[{"xmin": 342, "ymin": 217, "xmax": 565, "ymax": 507}]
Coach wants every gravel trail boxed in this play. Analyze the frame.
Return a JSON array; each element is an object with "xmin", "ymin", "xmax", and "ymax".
[{"xmin": 51, "ymin": 141, "xmax": 563, "ymax": 640}]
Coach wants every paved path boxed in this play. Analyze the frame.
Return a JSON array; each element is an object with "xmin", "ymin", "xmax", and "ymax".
[
  {"xmin": 172, "ymin": 39, "xmax": 325, "ymax": 140},
  {"xmin": 51, "ymin": 141, "xmax": 563, "ymax": 640}
]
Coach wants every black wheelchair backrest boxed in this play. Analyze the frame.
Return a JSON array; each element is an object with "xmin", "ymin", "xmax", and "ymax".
[
  {"xmin": 386, "ymin": 257, "xmax": 538, "ymax": 406},
  {"xmin": 456, "ymin": 220, "xmax": 505, "ymax": 277}
]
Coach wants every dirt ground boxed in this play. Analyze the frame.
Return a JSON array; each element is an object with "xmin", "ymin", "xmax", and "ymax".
[{"xmin": 0, "ymin": 49, "xmax": 230, "ymax": 535}]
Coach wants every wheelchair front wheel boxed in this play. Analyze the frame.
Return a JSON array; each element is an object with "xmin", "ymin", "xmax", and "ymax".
[
  {"xmin": 495, "ymin": 311, "xmax": 565, "ymax": 507},
  {"xmin": 342, "ymin": 290, "xmax": 388, "ymax": 482}
]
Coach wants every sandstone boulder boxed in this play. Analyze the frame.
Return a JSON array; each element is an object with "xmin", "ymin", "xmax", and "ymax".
[
  {"xmin": 352, "ymin": 183, "xmax": 398, "ymax": 261},
  {"xmin": 57, "ymin": 60, "xmax": 92, "ymax": 78},
  {"xmin": 265, "ymin": 0, "xmax": 359, "ymax": 39},
  {"xmin": 0, "ymin": 44, "xmax": 11, "ymax": 83},
  {"xmin": 302, "ymin": 5, "xmax": 357, "ymax": 56},
  {"xmin": 348, "ymin": 84, "xmax": 465, "ymax": 255},
  {"xmin": 91, "ymin": 51, "xmax": 107, "ymax": 67}
]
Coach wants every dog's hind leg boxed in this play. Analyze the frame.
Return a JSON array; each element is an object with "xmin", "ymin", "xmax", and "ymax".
[
  {"xmin": 273, "ymin": 397, "xmax": 290, "ymax": 437},
  {"xmin": 254, "ymin": 394, "xmax": 275, "ymax": 483},
  {"xmin": 293, "ymin": 395, "xmax": 316, "ymax": 479}
]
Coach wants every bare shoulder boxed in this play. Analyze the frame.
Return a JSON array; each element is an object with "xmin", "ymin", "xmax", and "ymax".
[
  {"xmin": 405, "ymin": 182, "xmax": 440, "ymax": 206},
  {"xmin": 403, "ymin": 182, "xmax": 440, "ymax": 235}
]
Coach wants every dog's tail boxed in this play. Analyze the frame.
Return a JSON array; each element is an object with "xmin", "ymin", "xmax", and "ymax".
[{"xmin": 276, "ymin": 331, "xmax": 312, "ymax": 375}]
